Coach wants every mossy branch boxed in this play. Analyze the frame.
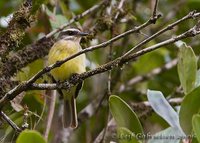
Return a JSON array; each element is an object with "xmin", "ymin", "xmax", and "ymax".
[{"xmin": 0, "ymin": 0, "xmax": 34, "ymax": 60}]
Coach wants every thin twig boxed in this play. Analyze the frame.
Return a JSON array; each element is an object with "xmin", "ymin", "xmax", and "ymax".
[
  {"xmin": 0, "ymin": 17, "xmax": 154, "ymax": 108},
  {"xmin": 0, "ymin": 11, "xmax": 200, "ymax": 112},
  {"xmin": 131, "ymin": 97, "xmax": 183, "ymax": 110},
  {"xmin": 101, "ymin": 0, "xmax": 127, "ymax": 138},
  {"xmin": 123, "ymin": 10, "xmax": 199, "ymax": 56},
  {"xmin": 93, "ymin": 119, "xmax": 115, "ymax": 143},
  {"xmin": 102, "ymin": 22, "xmax": 115, "ymax": 143},
  {"xmin": 59, "ymin": 57, "xmax": 180, "ymax": 141},
  {"xmin": 27, "ymin": 23, "xmax": 200, "ymax": 92},
  {"xmin": 0, "ymin": 0, "xmax": 107, "ymax": 80},
  {"xmin": 44, "ymin": 90, "xmax": 56, "ymax": 140},
  {"xmin": 119, "ymin": 59, "xmax": 178, "ymax": 92},
  {"xmin": 114, "ymin": 0, "xmax": 125, "ymax": 20},
  {"xmin": 0, "ymin": 111, "xmax": 22, "ymax": 133},
  {"xmin": 152, "ymin": 0, "xmax": 159, "ymax": 19},
  {"xmin": 45, "ymin": 0, "xmax": 108, "ymax": 38},
  {"xmin": 25, "ymin": 19, "xmax": 153, "ymax": 85}
]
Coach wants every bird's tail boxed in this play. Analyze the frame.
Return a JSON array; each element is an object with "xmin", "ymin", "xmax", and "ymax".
[{"xmin": 63, "ymin": 96, "xmax": 78, "ymax": 128}]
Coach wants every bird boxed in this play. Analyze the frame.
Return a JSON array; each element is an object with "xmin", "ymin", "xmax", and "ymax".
[{"xmin": 47, "ymin": 28, "xmax": 88, "ymax": 128}]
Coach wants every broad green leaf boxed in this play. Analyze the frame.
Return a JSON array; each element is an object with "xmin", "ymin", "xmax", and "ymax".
[
  {"xmin": 109, "ymin": 95, "xmax": 143, "ymax": 134},
  {"xmin": 117, "ymin": 127, "xmax": 140, "ymax": 143},
  {"xmin": 148, "ymin": 127, "xmax": 181, "ymax": 143},
  {"xmin": 192, "ymin": 114, "xmax": 200, "ymax": 143},
  {"xmin": 179, "ymin": 86, "xmax": 200, "ymax": 135},
  {"xmin": 187, "ymin": 0, "xmax": 200, "ymax": 11},
  {"xmin": 16, "ymin": 130, "xmax": 46, "ymax": 143},
  {"xmin": 177, "ymin": 43, "xmax": 197, "ymax": 94},
  {"xmin": 147, "ymin": 90, "xmax": 183, "ymax": 135}
]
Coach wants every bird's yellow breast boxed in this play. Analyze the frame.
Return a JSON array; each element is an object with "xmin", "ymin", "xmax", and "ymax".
[{"xmin": 48, "ymin": 40, "xmax": 86, "ymax": 81}]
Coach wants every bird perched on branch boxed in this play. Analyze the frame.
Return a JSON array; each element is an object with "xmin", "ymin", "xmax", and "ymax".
[{"xmin": 48, "ymin": 28, "xmax": 88, "ymax": 128}]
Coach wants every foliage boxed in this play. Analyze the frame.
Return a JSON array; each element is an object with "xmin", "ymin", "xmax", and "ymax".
[
  {"xmin": 16, "ymin": 130, "xmax": 46, "ymax": 143},
  {"xmin": 0, "ymin": 0, "xmax": 200, "ymax": 143}
]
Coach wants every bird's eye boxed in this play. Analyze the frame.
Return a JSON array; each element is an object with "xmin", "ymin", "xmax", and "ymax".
[{"xmin": 68, "ymin": 31, "xmax": 73, "ymax": 35}]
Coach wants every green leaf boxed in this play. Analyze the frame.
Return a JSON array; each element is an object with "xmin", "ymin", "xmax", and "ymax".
[
  {"xmin": 192, "ymin": 114, "xmax": 200, "ymax": 143},
  {"xmin": 179, "ymin": 86, "xmax": 200, "ymax": 135},
  {"xmin": 117, "ymin": 127, "xmax": 140, "ymax": 143},
  {"xmin": 148, "ymin": 127, "xmax": 181, "ymax": 143},
  {"xmin": 177, "ymin": 43, "xmax": 197, "ymax": 94},
  {"xmin": 147, "ymin": 90, "xmax": 183, "ymax": 135},
  {"xmin": 187, "ymin": 0, "xmax": 200, "ymax": 11},
  {"xmin": 16, "ymin": 130, "xmax": 46, "ymax": 143},
  {"xmin": 109, "ymin": 95, "xmax": 143, "ymax": 134}
]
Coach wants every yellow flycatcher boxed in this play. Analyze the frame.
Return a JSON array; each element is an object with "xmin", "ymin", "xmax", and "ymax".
[{"xmin": 48, "ymin": 28, "xmax": 88, "ymax": 128}]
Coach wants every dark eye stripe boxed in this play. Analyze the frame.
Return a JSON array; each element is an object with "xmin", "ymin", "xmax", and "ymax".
[{"xmin": 59, "ymin": 29, "xmax": 80, "ymax": 37}]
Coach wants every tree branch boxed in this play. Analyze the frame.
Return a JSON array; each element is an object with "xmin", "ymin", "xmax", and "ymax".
[
  {"xmin": 44, "ymin": 90, "xmax": 56, "ymax": 140},
  {"xmin": 45, "ymin": 0, "xmax": 109, "ymax": 39},
  {"xmin": 0, "ymin": 0, "xmax": 34, "ymax": 60},
  {"xmin": 19, "ymin": 17, "xmax": 155, "ymax": 85},
  {"xmin": 0, "ymin": 111, "xmax": 22, "ymax": 133},
  {"xmin": 0, "ymin": 0, "xmax": 106, "ymax": 79},
  {"xmin": 0, "ymin": 0, "xmax": 110, "ymax": 99},
  {"xmin": 0, "ymin": 17, "xmax": 153, "ymax": 98},
  {"xmin": 123, "ymin": 10, "xmax": 199, "ymax": 56},
  {"xmin": 151, "ymin": 0, "xmax": 160, "ymax": 24},
  {"xmin": 2, "ymin": 21, "xmax": 198, "ymax": 108},
  {"xmin": 0, "ymin": 10, "xmax": 200, "ymax": 130},
  {"xmin": 0, "ymin": 37, "xmax": 54, "ymax": 79},
  {"xmin": 0, "ymin": 0, "xmax": 108, "ymax": 83},
  {"xmin": 119, "ymin": 59, "xmax": 177, "ymax": 92}
]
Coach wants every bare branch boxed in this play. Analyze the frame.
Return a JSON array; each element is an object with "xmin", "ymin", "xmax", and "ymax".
[
  {"xmin": 152, "ymin": 0, "xmax": 160, "ymax": 21},
  {"xmin": 114, "ymin": 0, "xmax": 125, "ymax": 20},
  {"xmin": 0, "ymin": 0, "xmax": 110, "ymax": 99},
  {"xmin": 0, "ymin": 0, "xmax": 108, "ymax": 80},
  {"xmin": 45, "ymin": 0, "xmax": 109, "ymax": 39},
  {"xmin": 19, "ymin": 18, "xmax": 154, "ymax": 85},
  {"xmin": 0, "ymin": 17, "xmax": 153, "ymax": 101},
  {"xmin": 0, "ymin": 10, "xmax": 200, "ymax": 117},
  {"xmin": 0, "ymin": 111, "xmax": 22, "ymax": 133},
  {"xmin": 123, "ymin": 10, "xmax": 199, "ymax": 56},
  {"xmin": 119, "ymin": 59, "xmax": 177, "ymax": 92},
  {"xmin": 44, "ymin": 90, "xmax": 56, "ymax": 140},
  {"xmin": 10, "ymin": 23, "xmax": 200, "ymax": 92},
  {"xmin": 130, "ymin": 97, "xmax": 183, "ymax": 110}
]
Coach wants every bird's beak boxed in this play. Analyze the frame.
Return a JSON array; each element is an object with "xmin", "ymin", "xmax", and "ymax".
[{"xmin": 79, "ymin": 32, "xmax": 89, "ymax": 36}]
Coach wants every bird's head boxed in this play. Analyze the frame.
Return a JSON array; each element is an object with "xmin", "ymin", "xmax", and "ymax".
[{"xmin": 58, "ymin": 28, "xmax": 88, "ymax": 42}]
